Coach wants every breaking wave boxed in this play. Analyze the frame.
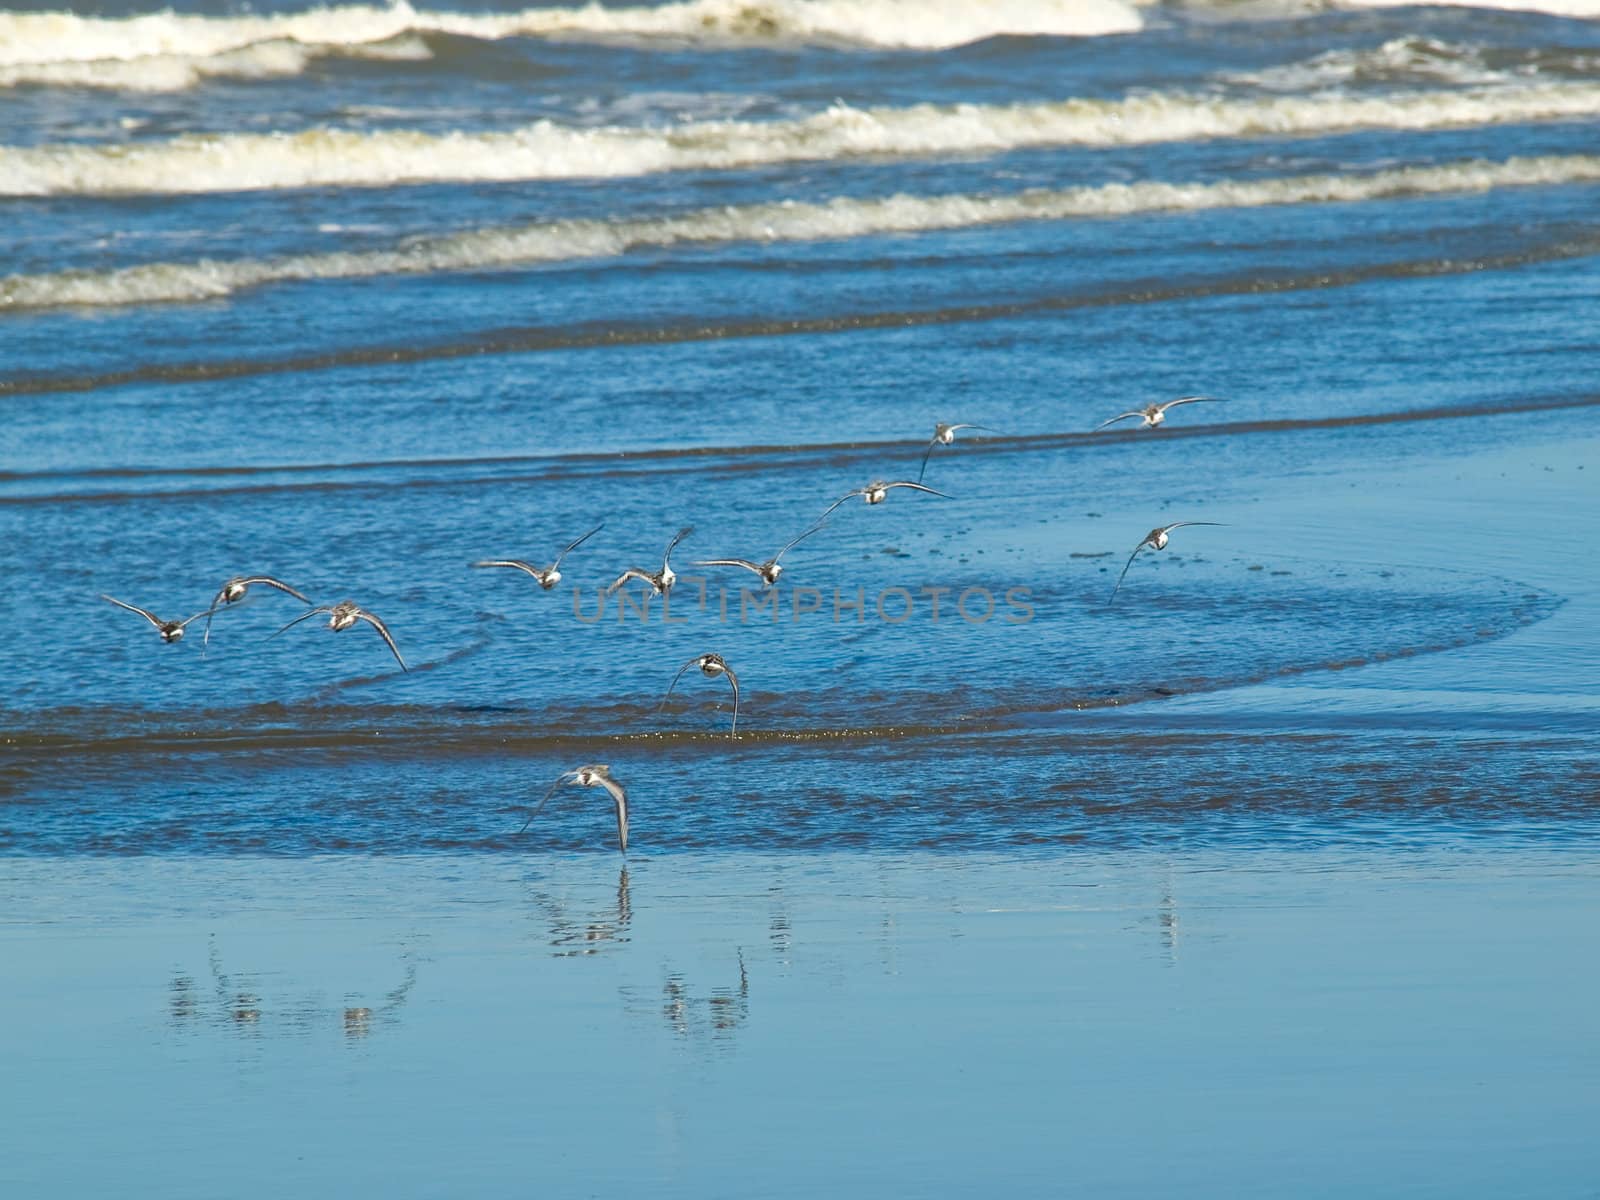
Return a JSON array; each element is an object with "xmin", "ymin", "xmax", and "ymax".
[
  {"xmin": 4, "ymin": 153, "xmax": 1596, "ymax": 310},
  {"xmin": 0, "ymin": 0, "xmax": 1142, "ymax": 70},
  {"xmin": 5, "ymin": 82, "xmax": 1600, "ymax": 196},
  {"xmin": 0, "ymin": 34, "xmax": 433, "ymax": 92},
  {"xmin": 1230, "ymin": 37, "xmax": 1511, "ymax": 90},
  {"xmin": 1227, "ymin": 35, "xmax": 1600, "ymax": 92}
]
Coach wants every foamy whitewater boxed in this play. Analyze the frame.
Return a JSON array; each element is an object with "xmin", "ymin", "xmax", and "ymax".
[
  {"xmin": 6, "ymin": 82, "xmax": 1600, "ymax": 196},
  {"xmin": 5, "ymin": 154, "xmax": 1595, "ymax": 310},
  {"xmin": 0, "ymin": 0, "xmax": 1141, "ymax": 68},
  {"xmin": 0, "ymin": 34, "xmax": 433, "ymax": 92},
  {"xmin": 1227, "ymin": 37, "xmax": 1523, "ymax": 90}
]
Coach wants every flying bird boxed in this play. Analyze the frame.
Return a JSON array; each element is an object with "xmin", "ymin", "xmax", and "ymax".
[
  {"xmin": 101, "ymin": 594, "xmax": 214, "ymax": 644},
  {"xmin": 1110, "ymin": 522, "xmax": 1226, "ymax": 602},
  {"xmin": 606, "ymin": 526, "xmax": 694, "ymax": 597},
  {"xmin": 202, "ymin": 574, "xmax": 312, "ymax": 646},
  {"xmin": 660, "ymin": 653, "xmax": 741, "ymax": 736},
  {"xmin": 696, "ymin": 520, "xmax": 826, "ymax": 589},
  {"xmin": 918, "ymin": 422, "xmax": 999, "ymax": 483},
  {"xmin": 818, "ymin": 480, "xmax": 947, "ymax": 522},
  {"xmin": 270, "ymin": 600, "xmax": 407, "ymax": 671},
  {"xmin": 1095, "ymin": 396, "xmax": 1224, "ymax": 432},
  {"xmin": 521, "ymin": 765, "xmax": 630, "ymax": 853},
  {"xmin": 472, "ymin": 523, "xmax": 603, "ymax": 591}
]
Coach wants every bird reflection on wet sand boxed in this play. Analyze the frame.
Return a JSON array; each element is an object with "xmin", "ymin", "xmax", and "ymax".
[
  {"xmin": 528, "ymin": 870, "xmax": 750, "ymax": 1046},
  {"xmin": 641, "ymin": 951, "xmax": 751, "ymax": 1044},
  {"xmin": 207, "ymin": 936, "xmax": 262, "ymax": 1029},
  {"xmin": 168, "ymin": 974, "xmax": 198, "ymax": 1024},
  {"xmin": 524, "ymin": 867, "xmax": 633, "ymax": 957},
  {"xmin": 342, "ymin": 958, "xmax": 420, "ymax": 1040},
  {"xmin": 768, "ymin": 884, "xmax": 793, "ymax": 968},
  {"xmin": 164, "ymin": 937, "xmax": 419, "ymax": 1039},
  {"xmin": 1158, "ymin": 873, "xmax": 1180, "ymax": 965}
]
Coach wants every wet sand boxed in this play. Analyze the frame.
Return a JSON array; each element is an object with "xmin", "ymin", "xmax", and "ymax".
[{"xmin": 2, "ymin": 848, "xmax": 1597, "ymax": 1198}]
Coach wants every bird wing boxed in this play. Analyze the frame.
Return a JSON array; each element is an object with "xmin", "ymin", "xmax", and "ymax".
[
  {"xmin": 883, "ymin": 481, "xmax": 949, "ymax": 498},
  {"xmin": 775, "ymin": 517, "xmax": 829, "ymax": 561},
  {"xmin": 203, "ymin": 590, "xmax": 229, "ymax": 646},
  {"xmin": 239, "ymin": 576, "xmax": 312, "ymax": 603},
  {"xmin": 658, "ymin": 656, "xmax": 700, "ymax": 711},
  {"xmin": 695, "ymin": 558, "xmax": 764, "ymax": 575},
  {"xmin": 606, "ymin": 567, "xmax": 655, "ymax": 596},
  {"xmin": 595, "ymin": 774, "xmax": 629, "ymax": 854},
  {"xmin": 817, "ymin": 488, "xmax": 866, "ymax": 522},
  {"xmin": 207, "ymin": 577, "xmax": 310, "ymax": 644},
  {"xmin": 353, "ymin": 609, "xmax": 408, "ymax": 673},
  {"xmin": 1160, "ymin": 521, "xmax": 1226, "ymax": 534},
  {"xmin": 1157, "ymin": 395, "xmax": 1224, "ymax": 413},
  {"xmin": 269, "ymin": 605, "xmax": 334, "ymax": 639},
  {"xmin": 724, "ymin": 666, "xmax": 740, "ymax": 738},
  {"xmin": 1109, "ymin": 545, "xmax": 1147, "ymax": 603},
  {"xmin": 520, "ymin": 771, "xmax": 580, "ymax": 834},
  {"xmin": 916, "ymin": 436, "xmax": 942, "ymax": 485},
  {"xmin": 1095, "ymin": 412, "xmax": 1146, "ymax": 431},
  {"xmin": 174, "ymin": 607, "xmax": 218, "ymax": 630},
  {"xmin": 101, "ymin": 594, "xmax": 165, "ymax": 629},
  {"xmin": 552, "ymin": 523, "xmax": 604, "ymax": 570},
  {"xmin": 472, "ymin": 559, "xmax": 540, "ymax": 576},
  {"xmin": 662, "ymin": 525, "xmax": 695, "ymax": 573}
]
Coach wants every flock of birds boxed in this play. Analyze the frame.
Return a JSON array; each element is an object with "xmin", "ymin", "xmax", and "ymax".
[{"xmin": 99, "ymin": 398, "xmax": 1229, "ymax": 853}]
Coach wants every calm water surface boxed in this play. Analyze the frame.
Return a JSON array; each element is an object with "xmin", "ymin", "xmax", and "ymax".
[{"xmin": 3, "ymin": 850, "xmax": 1599, "ymax": 1198}]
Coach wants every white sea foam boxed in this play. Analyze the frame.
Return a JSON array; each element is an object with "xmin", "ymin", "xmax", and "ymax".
[
  {"xmin": 0, "ymin": 34, "xmax": 431, "ymax": 92},
  {"xmin": 0, "ymin": 0, "xmax": 1141, "ymax": 72},
  {"xmin": 1234, "ymin": 37, "xmax": 1600, "ymax": 93},
  {"xmin": 5, "ymin": 82, "xmax": 1600, "ymax": 197},
  {"xmin": 1227, "ymin": 37, "xmax": 1512, "ymax": 91},
  {"xmin": 4, "ymin": 154, "xmax": 1595, "ymax": 311}
]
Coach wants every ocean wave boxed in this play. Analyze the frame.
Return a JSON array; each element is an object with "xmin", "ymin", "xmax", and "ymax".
[
  {"xmin": 1342, "ymin": 0, "xmax": 1600, "ymax": 17},
  {"xmin": 0, "ymin": 0, "xmax": 1141, "ymax": 69},
  {"xmin": 1228, "ymin": 36, "xmax": 1600, "ymax": 92},
  {"xmin": 4, "ymin": 154, "xmax": 1596, "ymax": 311},
  {"xmin": 6, "ymin": 81, "xmax": 1600, "ymax": 196},
  {"xmin": 9, "ymin": 235, "xmax": 1596, "ymax": 395},
  {"xmin": 0, "ymin": 33, "xmax": 432, "ymax": 92},
  {"xmin": 1227, "ymin": 37, "xmax": 1512, "ymax": 90}
]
